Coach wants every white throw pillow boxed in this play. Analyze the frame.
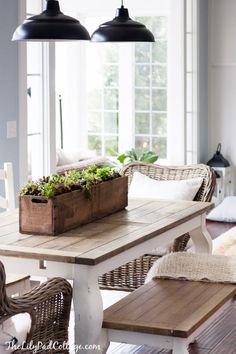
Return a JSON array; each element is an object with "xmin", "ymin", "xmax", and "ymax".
[
  {"xmin": 56, "ymin": 148, "xmax": 95, "ymax": 166},
  {"xmin": 128, "ymin": 172, "xmax": 203, "ymax": 201},
  {"xmin": 207, "ymin": 196, "xmax": 236, "ymax": 222},
  {"xmin": 0, "ymin": 313, "xmax": 31, "ymax": 353}
]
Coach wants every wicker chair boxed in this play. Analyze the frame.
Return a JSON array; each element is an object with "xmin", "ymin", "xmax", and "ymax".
[
  {"xmin": 98, "ymin": 162, "xmax": 216, "ymax": 291},
  {"xmin": 0, "ymin": 261, "xmax": 72, "ymax": 353}
]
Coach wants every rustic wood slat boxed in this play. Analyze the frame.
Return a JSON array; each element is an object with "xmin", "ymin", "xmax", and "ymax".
[
  {"xmin": 78, "ymin": 203, "xmax": 212, "ymax": 264},
  {"xmin": 0, "ymin": 232, "xmax": 30, "ymax": 245},
  {"xmin": 103, "ymin": 279, "xmax": 236, "ymax": 338},
  {"xmin": 11, "ymin": 235, "xmax": 58, "ymax": 248},
  {"xmin": 0, "ymin": 200, "xmax": 213, "ymax": 264},
  {"xmin": 102, "ymin": 200, "xmax": 174, "ymax": 224},
  {"xmin": 141, "ymin": 281, "xmax": 220, "ymax": 323},
  {"xmin": 118, "ymin": 281, "xmax": 205, "ymax": 322},
  {"xmin": 0, "ymin": 244, "xmax": 78, "ymax": 263},
  {"xmin": 177, "ymin": 286, "xmax": 236, "ymax": 336},
  {"xmin": 0, "ymin": 223, "xmax": 21, "ymax": 237},
  {"xmin": 64, "ymin": 224, "xmax": 142, "ymax": 254}
]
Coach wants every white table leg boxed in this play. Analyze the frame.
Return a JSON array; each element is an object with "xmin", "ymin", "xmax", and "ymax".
[
  {"xmin": 73, "ymin": 264, "xmax": 103, "ymax": 354},
  {"xmin": 172, "ymin": 338, "xmax": 189, "ymax": 354},
  {"xmin": 189, "ymin": 214, "xmax": 212, "ymax": 254}
]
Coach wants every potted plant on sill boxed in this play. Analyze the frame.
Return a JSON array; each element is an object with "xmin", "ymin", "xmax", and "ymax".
[
  {"xmin": 105, "ymin": 148, "xmax": 159, "ymax": 168},
  {"xmin": 19, "ymin": 165, "xmax": 128, "ymax": 236}
]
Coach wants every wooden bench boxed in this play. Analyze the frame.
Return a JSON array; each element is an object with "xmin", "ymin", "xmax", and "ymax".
[
  {"xmin": 102, "ymin": 278, "xmax": 236, "ymax": 353},
  {"xmin": 6, "ymin": 274, "xmax": 31, "ymax": 296}
]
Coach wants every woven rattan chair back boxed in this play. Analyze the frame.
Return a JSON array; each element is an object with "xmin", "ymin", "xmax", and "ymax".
[
  {"xmin": 123, "ymin": 162, "xmax": 216, "ymax": 203},
  {"xmin": 98, "ymin": 162, "xmax": 216, "ymax": 291}
]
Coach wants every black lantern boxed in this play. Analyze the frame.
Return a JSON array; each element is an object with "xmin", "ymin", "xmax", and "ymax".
[
  {"xmin": 207, "ymin": 143, "xmax": 231, "ymax": 204},
  {"xmin": 207, "ymin": 143, "xmax": 230, "ymax": 168}
]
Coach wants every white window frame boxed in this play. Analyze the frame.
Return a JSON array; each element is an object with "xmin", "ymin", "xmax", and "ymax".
[
  {"xmin": 18, "ymin": 0, "xmax": 28, "ymax": 185},
  {"xmin": 19, "ymin": 0, "xmax": 199, "ymax": 177},
  {"xmin": 57, "ymin": 1, "xmax": 187, "ymax": 165},
  {"xmin": 19, "ymin": 0, "xmax": 56, "ymax": 182},
  {"xmin": 185, "ymin": 0, "xmax": 199, "ymax": 164}
]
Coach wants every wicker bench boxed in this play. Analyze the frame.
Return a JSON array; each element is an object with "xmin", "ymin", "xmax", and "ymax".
[{"xmin": 102, "ymin": 278, "xmax": 236, "ymax": 353}]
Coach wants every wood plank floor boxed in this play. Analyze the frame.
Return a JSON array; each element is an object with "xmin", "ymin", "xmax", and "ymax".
[{"xmin": 206, "ymin": 220, "xmax": 236, "ymax": 240}]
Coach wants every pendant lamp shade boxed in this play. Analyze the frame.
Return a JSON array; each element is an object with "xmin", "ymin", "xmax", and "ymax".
[
  {"xmin": 91, "ymin": 5, "xmax": 155, "ymax": 42},
  {"xmin": 12, "ymin": 0, "xmax": 90, "ymax": 41}
]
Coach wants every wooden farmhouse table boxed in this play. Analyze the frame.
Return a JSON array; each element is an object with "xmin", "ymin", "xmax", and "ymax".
[{"xmin": 0, "ymin": 198, "xmax": 213, "ymax": 353}]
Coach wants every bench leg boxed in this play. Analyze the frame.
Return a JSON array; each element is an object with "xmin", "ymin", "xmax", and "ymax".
[
  {"xmin": 172, "ymin": 338, "xmax": 189, "ymax": 354},
  {"xmin": 100, "ymin": 329, "xmax": 110, "ymax": 354}
]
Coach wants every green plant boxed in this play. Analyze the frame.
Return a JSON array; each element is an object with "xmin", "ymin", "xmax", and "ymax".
[
  {"xmin": 20, "ymin": 165, "xmax": 121, "ymax": 198},
  {"xmin": 105, "ymin": 148, "xmax": 158, "ymax": 168},
  {"xmin": 118, "ymin": 148, "xmax": 158, "ymax": 165}
]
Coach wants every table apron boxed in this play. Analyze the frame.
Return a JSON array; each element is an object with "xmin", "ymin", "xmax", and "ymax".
[
  {"xmin": 96, "ymin": 214, "xmax": 205, "ymax": 275},
  {"xmin": 0, "ymin": 257, "xmax": 75, "ymax": 279},
  {"xmin": 0, "ymin": 214, "xmax": 204, "ymax": 278}
]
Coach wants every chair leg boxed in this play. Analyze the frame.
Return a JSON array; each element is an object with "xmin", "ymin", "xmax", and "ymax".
[{"xmin": 172, "ymin": 338, "xmax": 189, "ymax": 354}]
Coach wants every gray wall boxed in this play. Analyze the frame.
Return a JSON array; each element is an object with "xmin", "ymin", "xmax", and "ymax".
[
  {"xmin": 0, "ymin": 1, "xmax": 20, "ymax": 198},
  {"xmin": 198, "ymin": 0, "xmax": 209, "ymax": 164},
  {"xmin": 208, "ymin": 0, "xmax": 236, "ymax": 193}
]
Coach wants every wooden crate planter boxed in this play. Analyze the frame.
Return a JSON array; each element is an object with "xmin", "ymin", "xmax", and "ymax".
[{"xmin": 19, "ymin": 176, "xmax": 128, "ymax": 236}]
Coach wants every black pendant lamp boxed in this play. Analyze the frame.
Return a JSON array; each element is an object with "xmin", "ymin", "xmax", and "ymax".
[
  {"xmin": 12, "ymin": 0, "xmax": 90, "ymax": 41},
  {"xmin": 91, "ymin": 1, "xmax": 155, "ymax": 42}
]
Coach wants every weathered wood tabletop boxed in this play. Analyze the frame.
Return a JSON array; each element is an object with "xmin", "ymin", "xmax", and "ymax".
[
  {"xmin": 0, "ymin": 198, "xmax": 214, "ymax": 354},
  {"xmin": 0, "ymin": 198, "xmax": 213, "ymax": 265}
]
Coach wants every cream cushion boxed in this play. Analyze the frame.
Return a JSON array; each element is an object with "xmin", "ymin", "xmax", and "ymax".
[
  {"xmin": 129, "ymin": 171, "xmax": 203, "ymax": 201},
  {"xmin": 207, "ymin": 196, "xmax": 236, "ymax": 222},
  {"xmin": 213, "ymin": 226, "xmax": 236, "ymax": 256},
  {"xmin": 56, "ymin": 148, "xmax": 95, "ymax": 167},
  {"xmin": 0, "ymin": 314, "xmax": 31, "ymax": 353}
]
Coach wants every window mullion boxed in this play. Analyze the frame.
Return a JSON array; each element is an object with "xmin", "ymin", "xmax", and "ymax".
[{"xmin": 119, "ymin": 44, "xmax": 134, "ymax": 153}]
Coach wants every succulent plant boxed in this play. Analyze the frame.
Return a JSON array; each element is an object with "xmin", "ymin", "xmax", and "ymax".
[{"xmin": 20, "ymin": 165, "xmax": 122, "ymax": 198}]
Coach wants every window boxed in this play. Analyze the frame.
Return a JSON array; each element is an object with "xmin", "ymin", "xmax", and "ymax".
[
  {"xmin": 23, "ymin": 0, "xmax": 199, "ymax": 183},
  {"xmin": 85, "ymin": 16, "xmax": 168, "ymax": 159},
  {"xmin": 87, "ymin": 44, "xmax": 119, "ymax": 155},
  {"xmin": 54, "ymin": 0, "xmax": 190, "ymax": 165},
  {"xmin": 56, "ymin": 13, "xmax": 172, "ymax": 163},
  {"xmin": 26, "ymin": 1, "xmax": 56, "ymax": 179},
  {"xmin": 27, "ymin": 41, "xmax": 44, "ymax": 179},
  {"xmin": 134, "ymin": 17, "xmax": 167, "ymax": 158},
  {"xmin": 185, "ymin": 0, "xmax": 198, "ymax": 164}
]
